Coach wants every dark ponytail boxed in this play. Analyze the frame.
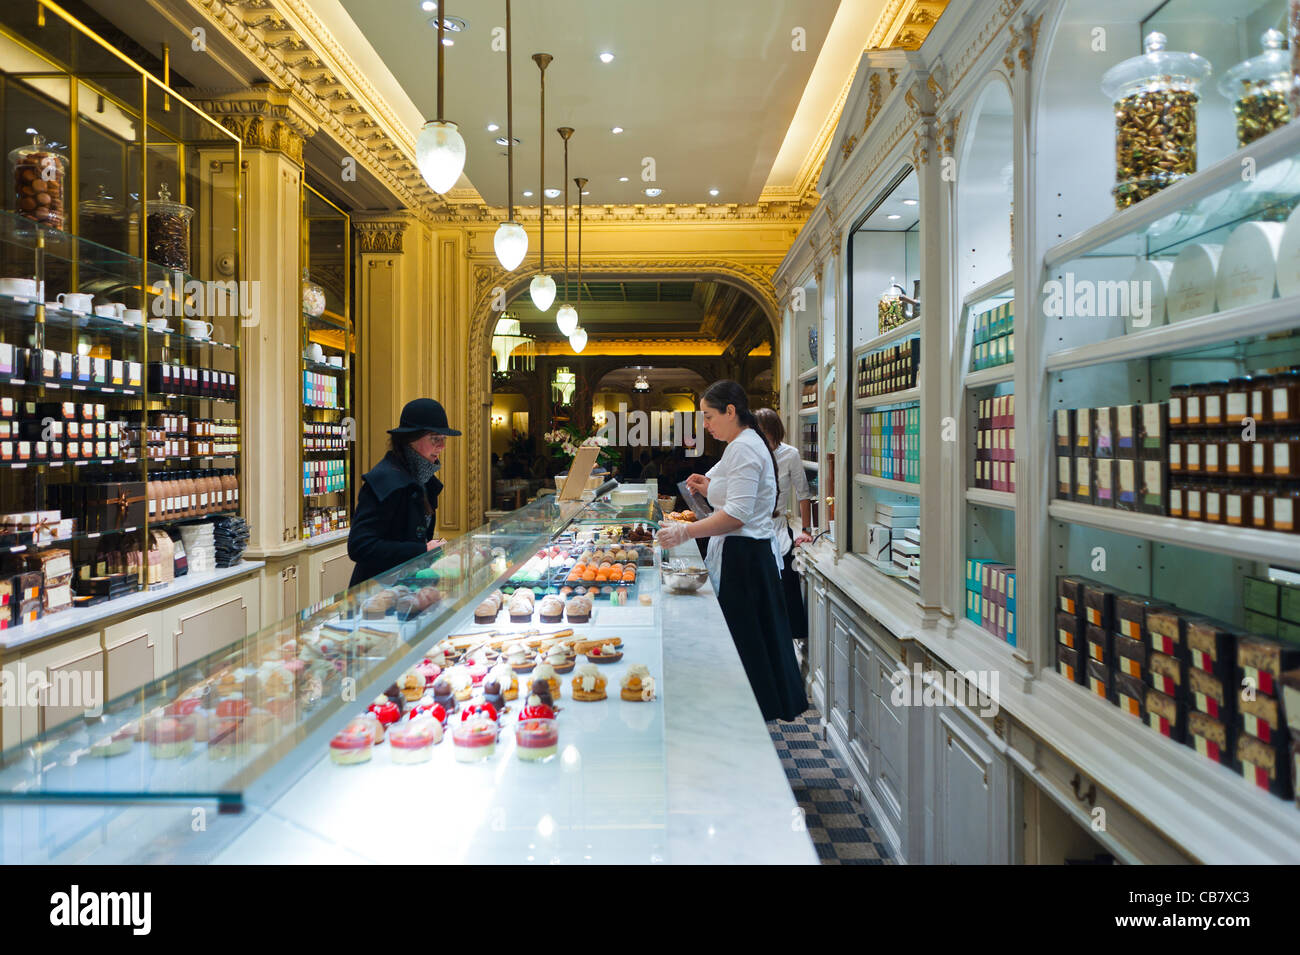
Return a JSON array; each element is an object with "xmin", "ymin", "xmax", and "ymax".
[{"xmin": 702, "ymin": 380, "xmax": 781, "ymax": 519}]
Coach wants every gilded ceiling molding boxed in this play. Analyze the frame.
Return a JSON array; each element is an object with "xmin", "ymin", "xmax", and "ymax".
[
  {"xmin": 189, "ymin": 86, "xmax": 318, "ymax": 164},
  {"xmin": 431, "ymin": 199, "xmax": 815, "ymax": 225},
  {"xmin": 944, "ymin": 0, "xmax": 1023, "ymax": 97},
  {"xmin": 1004, "ymin": 12, "xmax": 1043, "ymax": 77},
  {"xmin": 870, "ymin": 0, "xmax": 951, "ymax": 51},
  {"xmin": 829, "ymin": 229, "xmax": 843, "ymax": 256},
  {"xmin": 938, "ymin": 112, "xmax": 961, "ymax": 157}
]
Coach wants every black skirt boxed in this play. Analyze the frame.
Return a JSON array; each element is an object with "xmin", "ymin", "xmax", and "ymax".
[
  {"xmin": 716, "ymin": 535, "xmax": 808, "ymax": 722},
  {"xmin": 780, "ymin": 536, "xmax": 808, "ymax": 642}
]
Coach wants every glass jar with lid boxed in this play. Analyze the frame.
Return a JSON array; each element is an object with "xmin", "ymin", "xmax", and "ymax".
[
  {"xmin": 302, "ymin": 268, "xmax": 326, "ymax": 318},
  {"xmin": 877, "ymin": 277, "xmax": 905, "ymax": 334},
  {"xmin": 146, "ymin": 182, "xmax": 193, "ymax": 273},
  {"xmin": 1220, "ymin": 29, "xmax": 1292, "ymax": 147},
  {"xmin": 79, "ymin": 183, "xmax": 126, "ymax": 251},
  {"xmin": 1101, "ymin": 32, "xmax": 1212, "ymax": 209},
  {"xmin": 9, "ymin": 132, "xmax": 66, "ymax": 230}
]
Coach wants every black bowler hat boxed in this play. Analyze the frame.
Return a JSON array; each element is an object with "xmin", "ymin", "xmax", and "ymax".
[{"xmin": 387, "ymin": 398, "xmax": 462, "ymax": 436}]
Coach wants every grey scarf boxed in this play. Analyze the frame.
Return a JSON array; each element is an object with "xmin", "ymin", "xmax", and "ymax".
[{"xmin": 402, "ymin": 444, "xmax": 440, "ymax": 488}]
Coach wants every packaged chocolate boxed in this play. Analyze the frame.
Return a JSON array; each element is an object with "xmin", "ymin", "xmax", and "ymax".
[
  {"xmin": 1082, "ymin": 581, "xmax": 1119, "ymax": 629},
  {"xmin": 1139, "ymin": 402, "xmax": 1167, "ymax": 460},
  {"xmin": 1073, "ymin": 455, "xmax": 1092, "ymax": 502},
  {"xmin": 1055, "ymin": 408, "xmax": 1074, "ymax": 452},
  {"xmin": 1094, "ymin": 406, "xmax": 1115, "ymax": 459},
  {"xmin": 1057, "ymin": 575, "xmax": 1093, "ymax": 617},
  {"xmin": 1113, "ymin": 671, "xmax": 1145, "ymax": 719},
  {"xmin": 1189, "ymin": 666, "xmax": 1235, "ymax": 723},
  {"xmin": 1086, "ymin": 623, "xmax": 1110, "ymax": 663},
  {"xmin": 1148, "ymin": 650, "xmax": 1185, "ymax": 698},
  {"xmin": 1057, "ymin": 611, "xmax": 1084, "ymax": 650},
  {"xmin": 1145, "ymin": 687, "xmax": 1185, "ymax": 741},
  {"xmin": 1283, "ymin": 670, "xmax": 1300, "ymax": 735},
  {"xmin": 1145, "ymin": 606, "xmax": 1184, "ymax": 656},
  {"xmin": 1074, "ymin": 407, "xmax": 1092, "ymax": 456},
  {"xmin": 1239, "ymin": 694, "xmax": 1284, "ymax": 743},
  {"xmin": 1057, "ymin": 643, "xmax": 1084, "ymax": 684},
  {"xmin": 1057, "ymin": 454, "xmax": 1072, "ymax": 499},
  {"xmin": 1093, "ymin": 456, "xmax": 1115, "ymax": 507},
  {"xmin": 1239, "ymin": 636, "xmax": 1300, "ymax": 697},
  {"xmin": 1114, "ymin": 404, "xmax": 1137, "ymax": 458},
  {"xmin": 1116, "ymin": 457, "xmax": 1138, "ymax": 511},
  {"xmin": 1115, "ymin": 594, "xmax": 1151, "ymax": 642},
  {"xmin": 12, "ymin": 596, "xmax": 41, "ymax": 626},
  {"xmin": 1086, "ymin": 658, "xmax": 1111, "ymax": 700},
  {"xmin": 1187, "ymin": 711, "xmax": 1232, "ymax": 765},
  {"xmin": 1114, "ymin": 632, "xmax": 1147, "ymax": 680},
  {"xmin": 1186, "ymin": 618, "xmax": 1239, "ymax": 677},
  {"xmin": 1237, "ymin": 731, "xmax": 1293, "ymax": 799}
]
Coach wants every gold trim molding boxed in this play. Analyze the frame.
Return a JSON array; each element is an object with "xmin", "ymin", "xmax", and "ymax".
[
  {"xmin": 189, "ymin": 85, "xmax": 317, "ymax": 164},
  {"xmin": 353, "ymin": 213, "xmax": 415, "ymax": 254}
]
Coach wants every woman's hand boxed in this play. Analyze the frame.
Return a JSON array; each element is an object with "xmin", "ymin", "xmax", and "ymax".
[
  {"xmin": 657, "ymin": 522, "xmax": 691, "ymax": 549},
  {"xmin": 426, "ymin": 538, "xmax": 447, "ymax": 552},
  {"xmin": 794, "ymin": 532, "xmax": 813, "ymax": 546},
  {"xmin": 684, "ymin": 473, "xmax": 709, "ymax": 495}
]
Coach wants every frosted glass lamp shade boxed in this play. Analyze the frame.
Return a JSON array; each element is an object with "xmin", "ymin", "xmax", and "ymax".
[
  {"xmin": 415, "ymin": 120, "xmax": 466, "ymax": 194},
  {"xmin": 555, "ymin": 303, "xmax": 579, "ymax": 336},
  {"xmin": 568, "ymin": 326, "xmax": 588, "ymax": 353},
  {"xmin": 529, "ymin": 273, "xmax": 557, "ymax": 311},
  {"xmin": 494, "ymin": 220, "xmax": 529, "ymax": 271}
]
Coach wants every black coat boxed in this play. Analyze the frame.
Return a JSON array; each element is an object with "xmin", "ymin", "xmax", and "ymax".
[{"xmin": 347, "ymin": 451, "xmax": 444, "ymax": 586}]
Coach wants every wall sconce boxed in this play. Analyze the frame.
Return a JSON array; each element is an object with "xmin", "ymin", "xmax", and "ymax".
[{"xmin": 491, "ymin": 413, "xmax": 507, "ymax": 427}]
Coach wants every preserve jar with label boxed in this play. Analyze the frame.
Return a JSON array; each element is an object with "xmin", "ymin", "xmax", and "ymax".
[
  {"xmin": 1250, "ymin": 374, "xmax": 1274, "ymax": 423},
  {"xmin": 1226, "ymin": 377, "xmax": 1252, "ymax": 425},
  {"xmin": 1273, "ymin": 486, "xmax": 1297, "ymax": 533},
  {"xmin": 1271, "ymin": 369, "xmax": 1299, "ymax": 423},
  {"xmin": 1202, "ymin": 380, "xmax": 1227, "ymax": 426},
  {"xmin": 1168, "ymin": 385, "xmax": 1188, "ymax": 428},
  {"xmin": 1251, "ymin": 479, "xmax": 1272, "ymax": 529}
]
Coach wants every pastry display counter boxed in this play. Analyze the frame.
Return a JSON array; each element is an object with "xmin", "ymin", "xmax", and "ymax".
[{"xmin": 0, "ymin": 492, "xmax": 816, "ymax": 864}]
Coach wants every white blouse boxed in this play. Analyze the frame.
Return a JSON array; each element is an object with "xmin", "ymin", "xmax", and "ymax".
[
  {"xmin": 773, "ymin": 441, "xmax": 813, "ymax": 556},
  {"xmin": 702, "ymin": 426, "xmax": 782, "ymax": 589}
]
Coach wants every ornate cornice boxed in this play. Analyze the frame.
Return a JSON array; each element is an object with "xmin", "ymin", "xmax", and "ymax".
[
  {"xmin": 427, "ymin": 198, "xmax": 816, "ymax": 225},
  {"xmin": 189, "ymin": 85, "xmax": 317, "ymax": 163},
  {"xmin": 945, "ymin": 0, "xmax": 1022, "ymax": 95},
  {"xmin": 1004, "ymin": 13, "xmax": 1045, "ymax": 77}
]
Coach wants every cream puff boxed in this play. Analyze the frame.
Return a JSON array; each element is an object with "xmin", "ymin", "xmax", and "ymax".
[
  {"xmin": 543, "ymin": 643, "xmax": 575, "ymax": 674},
  {"xmin": 538, "ymin": 593, "xmax": 565, "ymax": 624},
  {"xmin": 444, "ymin": 665, "xmax": 474, "ymax": 701},
  {"xmin": 620, "ymin": 664, "xmax": 656, "ymax": 701},
  {"xmin": 571, "ymin": 664, "xmax": 607, "ymax": 702},
  {"xmin": 565, "ymin": 594, "xmax": 592, "ymax": 624},
  {"xmin": 508, "ymin": 589, "xmax": 535, "ymax": 623}
]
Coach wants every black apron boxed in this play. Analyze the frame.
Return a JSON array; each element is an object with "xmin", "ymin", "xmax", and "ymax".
[
  {"xmin": 715, "ymin": 535, "xmax": 808, "ymax": 722},
  {"xmin": 779, "ymin": 526, "xmax": 808, "ymax": 642}
]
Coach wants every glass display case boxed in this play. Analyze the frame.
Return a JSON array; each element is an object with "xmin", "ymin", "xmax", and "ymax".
[
  {"xmin": 0, "ymin": 1, "xmax": 241, "ymax": 630},
  {"xmin": 300, "ymin": 184, "xmax": 353, "ymax": 540},
  {"xmin": 0, "ymin": 490, "xmax": 677, "ymax": 862}
]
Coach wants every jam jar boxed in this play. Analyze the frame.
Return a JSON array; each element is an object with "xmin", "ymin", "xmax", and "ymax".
[
  {"xmin": 1271, "ymin": 369, "xmax": 1299, "ymax": 424},
  {"xmin": 1275, "ymin": 430, "xmax": 1298, "ymax": 477},
  {"xmin": 1168, "ymin": 384, "xmax": 1189, "ymax": 429},
  {"xmin": 1202, "ymin": 380, "xmax": 1228, "ymax": 427},
  {"xmin": 1250, "ymin": 479, "xmax": 1272, "ymax": 530},
  {"xmin": 1226, "ymin": 377, "xmax": 1252, "ymax": 426},
  {"xmin": 1224, "ymin": 483, "xmax": 1248, "ymax": 526},
  {"xmin": 1273, "ymin": 485, "xmax": 1298, "ymax": 533},
  {"xmin": 1250, "ymin": 374, "xmax": 1274, "ymax": 424}
]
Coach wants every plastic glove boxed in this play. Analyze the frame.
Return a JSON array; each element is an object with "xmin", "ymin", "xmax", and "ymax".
[{"xmin": 657, "ymin": 522, "xmax": 690, "ymax": 549}]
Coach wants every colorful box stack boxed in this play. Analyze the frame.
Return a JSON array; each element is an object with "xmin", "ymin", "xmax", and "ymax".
[
  {"xmin": 303, "ymin": 370, "xmax": 341, "ymax": 409},
  {"xmin": 1054, "ymin": 403, "xmax": 1166, "ymax": 514},
  {"xmin": 868, "ymin": 503, "xmax": 919, "ymax": 578},
  {"xmin": 1243, "ymin": 575, "xmax": 1300, "ymax": 651},
  {"xmin": 859, "ymin": 405, "xmax": 919, "ymax": 483},
  {"xmin": 303, "ymin": 458, "xmax": 346, "ymax": 496},
  {"xmin": 856, "ymin": 337, "xmax": 919, "ymax": 399},
  {"xmin": 971, "ymin": 299, "xmax": 1014, "ymax": 371},
  {"xmin": 965, "ymin": 558, "xmax": 1016, "ymax": 645},
  {"xmin": 973, "ymin": 394, "xmax": 1015, "ymax": 492},
  {"xmin": 1056, "ymin": 574, "xmax": 1299, "ymax": 802}
]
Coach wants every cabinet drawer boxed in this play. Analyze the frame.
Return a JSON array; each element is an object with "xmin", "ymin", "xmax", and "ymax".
[
  {"xmin": 39, "ymin": 645, "xmax": 104, "ymax": 734},
  {"xmin": 319, "ymin": 551, "xmax": 353, "ymax": 601},
  {"xmin": 103, "ymin": 613, "xmax": 161, "ymax": 701},
  {"xmin": 164, "ymin": 578, "xmax": 257, "ymax": 670}
]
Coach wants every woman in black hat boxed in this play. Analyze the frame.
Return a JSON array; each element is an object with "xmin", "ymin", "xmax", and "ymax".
[{"xmin": 347, "ymin": 398, "xmax": 461, "ymax": 587}]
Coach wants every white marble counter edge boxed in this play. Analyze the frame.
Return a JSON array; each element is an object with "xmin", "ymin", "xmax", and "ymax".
[
  {"xmin": 0, "ymin": 561, "xmax": 265, "ymax": 653},
  {"xmin": 659, "ymin": 565, "xmax": 819, "ymax": 865}
]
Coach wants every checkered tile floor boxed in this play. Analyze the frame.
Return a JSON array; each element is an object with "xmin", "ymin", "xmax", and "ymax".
[{"xmin": 768, "ymin": 708, "xmax": 896, "ymax": 864}]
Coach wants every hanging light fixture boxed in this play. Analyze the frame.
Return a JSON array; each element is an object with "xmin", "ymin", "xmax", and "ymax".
[
  {"xmin": 551, "ymin": 366, "xmax": 576, "ymax": 404},
  {"xmin": 494, "ymin": 0, "xmax": 528, "ymax": 271},
  {"xmin": 554, "ymin": 127, "xmax": 578, "ymax": 336},
  {"xmin": 633, "ymin": 374, "xmax": 650, "ymax": 392},
  {"xmin": 528, "ymin": 53, "xmax": 556, "ymax": 311},
  {"xmin": 568, "ymin": 175, "xmax": 588, "ymax": 353},
  {"xmin": 415, "ymin": 4, "xmax": 467, "ymax": 194},
  {"xmin": 491, "ymin": 313, "xmax": 535, "ymax": 374}
]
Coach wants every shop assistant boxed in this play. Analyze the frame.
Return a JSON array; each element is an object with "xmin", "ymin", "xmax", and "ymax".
[
  {"xmin": 656, "ymin": 381, "xmax": 807, "ymax": 722},
  {"xmin": 348, "ymin": 398, "xmax": 461, "ymax": 586}
]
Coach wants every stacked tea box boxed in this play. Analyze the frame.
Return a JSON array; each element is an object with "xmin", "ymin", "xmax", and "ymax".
[
  {"xmin": 866, "ymin": 502, "xmax": 918, "ymax": 578},
  {"xmin": 965, "ymin": 558, "xmax": 1016, "ymax": 645},
  {"xmin": 1054, "ymin": 403, "xmax": 1167, "ymax": 513},
  {"xmin": 859, "ymin": 405, "xmax": 919, "ymax": 483},
  {"xmin": 973, "ymin": 393, "xmax": 1015, "ymax": 492},
  {"xmin": 971, "ymin": 299, "xmax": 1014, "ymax": 371}
]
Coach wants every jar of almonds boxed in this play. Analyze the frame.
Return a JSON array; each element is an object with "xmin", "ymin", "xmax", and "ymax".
[
  {"xmin": 1101, "ymin": 32, "xmax": 1212, "ymax": 210},
  {"xmin": 1219, "ymin": 29, "xmax": 1291, "ymax": 149},
  {"xmin": 9, "ymin": 132, "xmax": 66, "ymax": 230}
]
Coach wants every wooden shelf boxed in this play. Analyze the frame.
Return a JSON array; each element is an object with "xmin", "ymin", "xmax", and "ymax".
[
  {"xmin": 853, "ymin": 385, "xmax": 920, "ymax": 410},
  {"xmin": 964, "ymin": 364, "xmax": 1014, "ymax": 389},
  {"xmin": 965, "ymin": 487, "xmax": 1015, "ymax": 510},
  {"xmin": 854, "ymin": 473, "xmax": 919, "ymax": 495},
  {"xmin": 852, "ymin": 316, "xmax": 921, "ymax": 358}
]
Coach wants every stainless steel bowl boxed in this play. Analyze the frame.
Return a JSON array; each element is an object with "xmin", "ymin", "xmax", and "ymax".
[{"xmin": 661, "ymin": 562, "xmax": 709, "ymax": 593}]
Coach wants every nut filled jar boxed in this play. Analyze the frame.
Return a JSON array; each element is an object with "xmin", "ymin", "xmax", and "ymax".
[
  {"xmin": 9, "ymin": 133, "xmax": 66, "ymax": 229},
  {"xmin": 1101, "ymin": 32, "xmax": 1212, "ymax": 210},
  {"xmin": 145, "ymin": 182, "xmax": 193, "ymax": 272},
  {"xmin": 1220, "ymin": 29, "xmax": 1292, "ymax": 147}
]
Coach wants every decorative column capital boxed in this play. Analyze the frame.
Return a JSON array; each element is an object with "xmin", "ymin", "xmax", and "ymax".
[
  {"xmin": 353, "ymin": 213, "xmax": 417, "ymax": 253},
  {"xmin": 187, "ymin": 84, "xmax": 318, "ymax": 164}
]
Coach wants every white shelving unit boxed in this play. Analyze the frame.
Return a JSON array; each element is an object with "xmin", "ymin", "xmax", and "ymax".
[
  {"xmin": 965, "ymin": 487, "xmax": 1015, "ymax": 510},
  {"xmin": 853, "ymin": 473, "xmax": 920, "ymax": 495},
  {"xmin": 852, "ymin": 385, "xmax": 921, "ymax": 410}
]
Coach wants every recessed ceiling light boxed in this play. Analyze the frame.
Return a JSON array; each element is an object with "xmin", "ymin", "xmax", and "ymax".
[
  {"xmin": 442, "ymin": 37, "xmax": 454, "ymax": 46},
  {"xmin": 486, "ymin": 123, "xmax": 499, "ymax": 132},
  {"xmin": 644, "ymin": 187, "xmax": 662, "ymax": 198},
  {"xmin": 581, "ymin": 190, "xmax": 590, "ymax": 196},
  {"xmin": 522, "ymin": 190, "xmax": 533, "ymax": 197},
  {"xmin": 708, "ymin": 188, "xmax": 719, "ymax": 197},
  {"xmin": 599, "ymin": 52, "xmax": 614, "ymax": 63},
  {"xmin": 611, "ymin": 126, "xmax": 623, "ymax": 134},
  {"xmin": 886, "ymin": 214, "xmax": 901, "ymax": 220},
  {"xmin": 420, "ymin": 0, "xmax": 436, "ymax": 10},
  {"xmin": 618, "ymin": 176, "xmax": 629, "ymax": 182},
  {"xmin": 543, "ymin": 188, "xmax": 561, "ymax": 198},
  {"xmin": 902, "ymin": 199, "xmax": 917, "ymax": 205},
  {"xmin": 429, "ymin": 15, "xmax": 466, "ymax": 31},
  {"xmin": 495, "ymin": 136, "xmax": 520, "ymax": 146}
]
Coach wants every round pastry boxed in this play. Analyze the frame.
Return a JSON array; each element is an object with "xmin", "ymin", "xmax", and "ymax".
[
  {"xmin": 367, "ymin": 695, "xmax": 401, "ymax": 726},
  {"xmin": 507, "ymin": 589, "xmax": 535, "ymax": 623},
  {"xmin": 461, "ymin": 701, "xmax": 499, "ymax": 724},
  {"xmin": 406, "ymin": 697, "xmax": 446, "ymax": 726},
  {"xmin": 505, "ymin": 643, "xmax": 534, "ymax": 674},
  {"xmin": 444, "ymin": 666, "xmax": 474, "ymax": 701},
  {"xmin": 638, "ymin": 593, "xmax": 653, "ymax": 606},
  {"xmin": 544, "ymin": 644, "xmax": 575, "ymax": 674},
  {"xmin": 586, "ymin": 642, "xmax": 624, "ymax": 664},
  {"xmin": 620, "ymin": 664, "xmax": 656, "ymax": 701},
  {"xmin": 538, "ymin": 594, "xmax": 565, "ymax": 624},
  {"xmin": 329, "ymin": 726, "xmax": 373, "ymax": 765},
  {"xmin": 431, "ymin": 677, "xmax": 459, "ymax": 714},
  {"xmin": 515, "ymin": 718, "xmax": 558, "ymax": 761},
  {"xmin": 571, "ymin": 664, "xmax": 607, "ymax": 702},
  {"xmin": 388, "ymin": 719, "xmax": 438, "ymax": 764},
  {"xmin": 465, "ymin": 656, "xmax": 489, "ymax": 686},
  {"xmin": 415, "ymin": 660, "xmax": 442, "ymax": 688},
  {"xmin": 565, "ymin": 594, "xmax": 592, "ymax": 624},
  {"xmin": 518, "ymin": 701, "xmax": 556, "ymax": 721},
  {"xmin": 399, "ymin": 668, "xmax": 425, "ymax": 702},
  {"xmin": 149, "ymin": 717, "xmax": 195, "ymax": 758},
  {"xmin": 473, "ymin": 595, "xmax": 501, "ymax": 624}
]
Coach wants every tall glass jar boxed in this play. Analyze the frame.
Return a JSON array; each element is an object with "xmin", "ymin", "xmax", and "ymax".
[
  {"xmin": 1219, "ymin": 29, "xmax": 1291, "ymax": 148},
  {"xmin": 1101, "ymin": 32, "xmax": 1212, "ymax": 210},
  {"xmin": 146, "ymin": 182, "xmax": 193, "ymax": 272},
  {"xmin": 877, "ymin": 277, "xmax": 904, "ymax": 334},
  {"xmin": 302, "ymin": 268, "xmax": 326, "ymax": 318},
  {"xmin": 9, "ymin": 133, "xmax": 66, "ymax": 229}
]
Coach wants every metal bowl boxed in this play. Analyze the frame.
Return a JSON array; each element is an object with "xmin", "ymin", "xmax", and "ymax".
[{"xmin": 661, "ymin": 563, "xmax": 709, "ymax": 593}]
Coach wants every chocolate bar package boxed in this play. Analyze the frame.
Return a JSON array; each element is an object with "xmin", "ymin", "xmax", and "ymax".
[
  {"xmin": 1055, "ymin": 408, "xmax": 1074, "ymax": 453},
  {"xmin": 1115, "ymin": 594, "xmax": 1150, "ymax": 643},
  {"xmin": 1073, "ymin": 454, "xmax": 1093, "ymax": 503},
  {"xmin": 1283, "ymin": 671, "xmax": 1300, "ymax": 736},
  {"xmin": 1144, "ymin": 606, "xmax": 1184, "ymax": 658},
  {"xmin": 1239, "ymin": 694, "xmax": 1285, "ymax": 745},
  {"xmin": 1057, "ymin": 575, "xmax": 1094, "ymax": 618},
  {"xmin": 1145, "ymin": 687, "xmax": 1186, "ymax": 742},
  {"xmin": 10, "ymin": 571, "xmax": 40, "ymax": 603},
  {"xmin": 1093, "ymin": 406, "xmax": 1115, "ymax": 459},
  {"xmin": 12, "ymin": 596, "xmax": 40, "ymax": 626},
  {"xmin": 1085, "ymin": 623, "xmax": 1110, "ymax": 664},
  {"xmin": 1056, "ymin": 454, "xmax": 1072, "ymax": 500},
  {"xmin": 1148, "ymin": 650, "xmax": 1185, "ymax": 699},
  {"xmin": 1115, "ymin": 457, "xmax": 1138, "ymax": 511},
  {"xmin": 1092, "ymin": 456, "xmax": 1115, "ymax": 507},
  {"xmin": 1139, "ymin": 458, "xmax": 1166, "ymax": 515},
  {"xmin": 1074, "ymin": 407, "xmax": 1092, "ymax": 456},
  {"xmin": 1114, "ymin": 632, "xmax": 1147, "ymax": 681},
  {"xmin": 1189, "ymin": 666, "xmax": 1236, "ymax": 724},
  {"xmin": 1086, "ymin": 658, "xmax": 1111, "ymax": 701},
  {"xmin": 1083, "ymin": 581, "xmax": 1119, "ymax": 629},
  {"xmin": 1236, "ymin": 731, "xmax": 1293, "ymax": 799},
  {"xmin": 1187, "ymin": 711, "xmax": 1232, "ymax": 766},
  {"xmin": 1139, "ymin": 401, "xmax": 1167, "ymax": 461},
  {"xmin": 1057, "ymin": 643, "xmax": 1084, "ymax": 685},
  {"xmin": 25, "ymin": 547, "xmax": 72, "ymax": 585},
  {"xmin": 1114, "ymin": 404, "xmax": 1138, "ymax": 458},
  {"xmin": 1113, "ymin": 671, "xmax": 1145, "ymax": 719},
  {"xmin": 1186, "ymin": 618, "xmax": 1239, "ymax": 679},
  {"xmin": 1239, "ymin": 636, "xmax": 1300, "ymax": 698},
  {"xmin": 1056, "ymin": 611, "xmax": 1084, "ymax": 651},
  {"xmin": 42, "ymin": 580, "xmax": 71, "ymax": 614}
]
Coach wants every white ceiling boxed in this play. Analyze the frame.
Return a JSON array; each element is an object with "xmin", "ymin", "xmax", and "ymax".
[{"xmin": 338, "ymin": 0, "xmax": 842, "ymax": 206}]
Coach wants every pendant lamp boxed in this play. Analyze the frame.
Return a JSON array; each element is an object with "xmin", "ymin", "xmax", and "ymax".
[
  {"xmin": 415, "ymin": 3, "xmax": 466, "ymax": 194},
  {"xmin": 494, "ymin": 0, "xmax": 528, "ymax": 271},
  {"xmin": 568, "ymin": 175, "xmax": 588, "ymax": 353},
  {"xmin": 528, "ymin": 53, "xmax": 556, "ymax": 311},
  {"xmin": 555, "ymin": 127, "xmax": 578, "ymax": 335}
]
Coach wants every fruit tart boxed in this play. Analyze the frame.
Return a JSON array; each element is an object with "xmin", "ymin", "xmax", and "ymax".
[
  {"xmin": 571, "ymin": 664, "xmax": 608, "ymax": 702},
  {"xmin": 586, "ymin": 642, "xmax": 623, "ymax": 664}
]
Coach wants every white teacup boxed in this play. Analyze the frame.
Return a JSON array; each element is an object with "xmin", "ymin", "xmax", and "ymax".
[
  {"xmin": 307, "ymin": 343, "xmax": 325, "ymax": 362},
  {"xmin": 0, "ymin": 277, "xmax": 37, "ymax": 298},
  {"xmin": 147, "ymin": 318, "xmax": 171, "ymax": 333},
  {"xmin": 182, "ymin": 319, "xmax": 213, "ymax": 339},
  {"xmin": 122, "ymin": 308, "xmax": 143, "ymax": 326},
  {"xmin": 57, "ymin": 292, "xmax": 94, "ymax": 312},
  {"xmin": 94, "ymin": 303, "xmax": 126, "ymax": 319}
]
